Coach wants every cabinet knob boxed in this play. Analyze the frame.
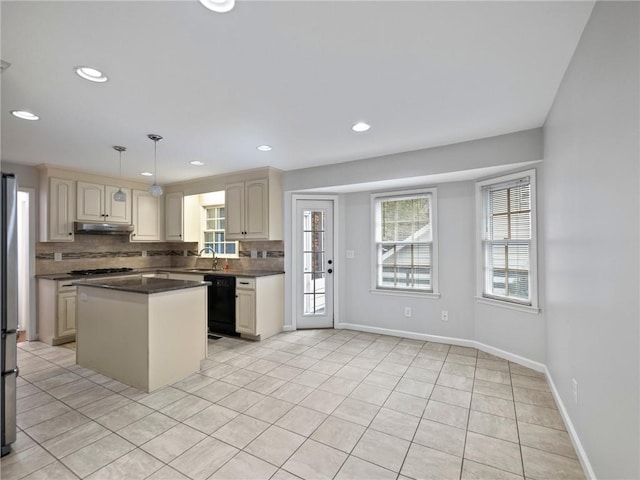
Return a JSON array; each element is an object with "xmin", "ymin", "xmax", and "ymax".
[{"xmin": 68, "ymin": 232, "xmax": 72, "ymax": 236}]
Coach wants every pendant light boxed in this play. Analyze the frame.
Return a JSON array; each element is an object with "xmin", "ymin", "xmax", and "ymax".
[
  {"xmin": 147, "ymin": 134, "xmax": 163, "ymax": 197},
  {"xmin": 112, "ymin": 146, "xmax": 127, "ymax": 202}
]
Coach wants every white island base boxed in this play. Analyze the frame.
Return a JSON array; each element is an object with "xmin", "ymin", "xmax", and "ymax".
[{"xmin": 76, "ymin": 282, "xmax": 207, "ymax": 393}]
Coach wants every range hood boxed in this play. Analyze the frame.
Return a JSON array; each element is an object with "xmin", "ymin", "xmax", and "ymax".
[{"xmin": 74, "ymin": 221, "xmax": 135, "ymax": 235}]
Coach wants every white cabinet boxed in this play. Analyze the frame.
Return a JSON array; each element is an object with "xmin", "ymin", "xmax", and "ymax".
[
  {"xmin": 77, "ymin": 181, "xmax": 131, "ymax": 224},
  {"xmin": 236, "ymin": 279, "xmax": 256, "ymax": 335},
  {"xmin": 131, "ymin": 189, "xmax": 162, "ymax": 241},
  {"xmin": 57, "ymin": 290, "xmax": 77, "ymax": 338},
  {"xmin": 226, "ymin": 179, "xmax": 281, "ymax": 240},
  {"xmin": 165, "ymin": 192, "xmax": 184, "ymax": 241},
  {"xmin": 37, "ymin": 279, "xmax": 77, "ymax": 345},
  {"xmin": 42, "ymin": 177, "xmax": 75, "ymax": 242},
  {"xmin": 235, "ymin": 275, "xmax": 284, "ymax": 340}
]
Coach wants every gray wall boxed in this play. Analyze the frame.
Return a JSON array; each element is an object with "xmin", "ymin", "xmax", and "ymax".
[
  {"xmin": 341, "ymin": 183, "xmax": 475, "ymax": 341},
  {"xmin": 283, "ymin": 127, "xmax": 546, "ymax": 362},
  {"xmin": 542, "ymin": 2, "xmax": 639, "ymax": 478}
]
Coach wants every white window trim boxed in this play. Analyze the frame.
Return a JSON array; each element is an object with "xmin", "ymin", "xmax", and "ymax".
[
  {"xmin": 475, "ymin": 169, "xmax": 539, "ymax": 311},
  {"xmin": 370, "ymin": 188, "xmax": 439, "ymax": 296},
  {"xmin": 200, "ymin": 204, "xmax": 238, "ymax": 259}
]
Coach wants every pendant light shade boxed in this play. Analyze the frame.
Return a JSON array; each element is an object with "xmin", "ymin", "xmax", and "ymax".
[
  {"xmin": 147, "ymin": 134, "xmax": 164, "ymax": 197},
  {"xmin": 112, "ymin": 146, "xmax": 127, "ymax": 202}
]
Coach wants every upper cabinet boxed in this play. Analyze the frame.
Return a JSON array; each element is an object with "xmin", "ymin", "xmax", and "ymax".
[
  {"xmin": 41, "ymin": 177, "xmax": 76, "ymax": 242},
  {"xmin": 131, "ymin": 189, "xmax": 163, "ymax": 241},
  {"xmin": 225, "ymin": 178, "xmax": 282, "ymax": 240},
  {"xmin": 165, "ymin": 192, "xmax": 184, "ymax": 241},
  {"xmin": 77, "ymin": 181, "xmax": 131, "ymax": 224}
]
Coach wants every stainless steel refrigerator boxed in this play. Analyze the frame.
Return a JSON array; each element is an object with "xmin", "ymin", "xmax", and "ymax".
[{"xmin": 1, "ymin": 172, "xmax": 18, "ymax": 456}]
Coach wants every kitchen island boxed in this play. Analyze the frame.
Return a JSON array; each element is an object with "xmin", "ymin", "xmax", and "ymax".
[{"xmin": 75, "ymin": 276, "xmax": 209, "ymax": 392}]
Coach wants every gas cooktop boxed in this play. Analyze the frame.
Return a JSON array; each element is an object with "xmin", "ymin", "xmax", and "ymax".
[{"xmin": 69, "ymin": 267, "xmax": 135, "ymax": 276}]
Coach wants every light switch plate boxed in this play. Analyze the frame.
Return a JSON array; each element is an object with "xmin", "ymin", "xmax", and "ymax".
[
  {"xmin": 251, "ymin": 249, "xmax": 257, "ymax": 259},
  {"xmin": 54, "ymin": 252, "xmax": 62, "ymax": 262}
]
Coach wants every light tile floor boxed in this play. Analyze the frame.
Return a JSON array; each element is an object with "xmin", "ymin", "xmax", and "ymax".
[{"xmin": 2, "ymin": 329, "xmax": 586, "ymax": 480}]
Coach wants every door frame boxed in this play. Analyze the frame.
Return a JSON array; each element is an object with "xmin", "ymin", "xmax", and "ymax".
[
  {"xmin": 290, "ymin": 194, "xmax": 340, "ymax": 331},
  {"xmin": 18, "ymin": 187, "xmax": 37, "ymax": 341}
]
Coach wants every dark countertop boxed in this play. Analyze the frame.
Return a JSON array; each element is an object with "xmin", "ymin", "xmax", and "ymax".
[
  {"xmin": 158, "ymin": 268, "xmax": 285, "ymax": 278},
  {"xmin": 36, "ymin": 268, "xmax": 284, "ymax": 281},
  {"xmin": 74, "ymin": 277, "xmax": 211, "ymax": 294},
  {"xmin": 37, "ymin": 271, "xmax": 141, "ymax": 281}
]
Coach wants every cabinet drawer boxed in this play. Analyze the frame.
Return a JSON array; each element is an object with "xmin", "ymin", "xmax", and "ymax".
[
  {"xmin": 236, "ymin": 277, "xmax": 255, "ymax": 290},
  {"xmin": 57, "ymin": 282, "xmax": 77, "ymax": 292}
]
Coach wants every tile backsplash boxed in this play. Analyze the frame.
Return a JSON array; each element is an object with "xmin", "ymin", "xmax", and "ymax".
[{"xmin": 36, "ymin": 236, "xmax": 284, "ymax": 274}]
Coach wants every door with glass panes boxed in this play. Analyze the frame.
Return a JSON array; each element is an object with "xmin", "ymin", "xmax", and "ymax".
[{"xmin": 295, "ymin": 200, "xmax": 334, "ymax": 329}]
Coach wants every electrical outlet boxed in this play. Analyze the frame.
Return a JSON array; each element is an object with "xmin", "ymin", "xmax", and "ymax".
[
  {"xmin": 262, "ymin": 251, "xmax": 268, "ymax": 258},
  {"xmin": 346, "ymin": 250, "xmax": 355, "ymax": 259},
  {"xmin": 441, "ymin": 310, "xmax": 449, "ymax": 322},
  {"xmin": 251, "ymin": 249, "xmax": 258, "ymax": 259},
  {"xmin": 404, "ymin": 307, "xmax": 412, "ymax": 318},
  {"xmin": 54, "ymin": 252, "xmax": 62, "ymax": 262},
  {"xmin": 142, "ymin": 251, "xmax": 147, "ymax": 257},
  {"xmin": 572, "ymin": 378, "xmax": 578, "ymax": 404},
  {"xmin": 183, "ymin": 250, "xmax": 188, "ymax": 257}
]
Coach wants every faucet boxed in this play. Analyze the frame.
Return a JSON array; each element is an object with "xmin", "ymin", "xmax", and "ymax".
[{"xmin": 198, "ymin": 247, "xmax": 218, "ymax": 270}]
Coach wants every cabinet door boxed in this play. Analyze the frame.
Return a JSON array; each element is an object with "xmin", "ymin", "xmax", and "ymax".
[
  {"xmin": 165, "ymin": 192, "xmax": 184, "ymax": 241},
  {"xmin": 57, "ymin": 291, "xmax": 76, "ymax": 337},
  {"xmin": 48, "ymin": 178, "xmax": 75, "ymax": 241},
  {"xmin": 131, "ymin": 190, "xmax": 162, "ymax": 241},
  {"xmin": 225, "ymin": 182, "xmax": 245, "ymax": 239},
  {"xmin": 77, "ymin": 181, "xmax": 105, "ymax": 222},
  {"xmin": 104, "ymin": 185, "xmax": 132, "ymax": 224},
  {"xmin": 244, "ymin": 179, "xmax": 269, "ymax": 239},
  {"xmin": 235, "ymin": 289, "xmax": 256, "ymax": 334}
]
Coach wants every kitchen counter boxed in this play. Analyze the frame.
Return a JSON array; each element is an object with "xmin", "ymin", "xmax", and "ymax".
[
  {"xmin": 76, "ymin": 277, "xmax": 208, "ymax": 392},
  {"xmin": 73, "ymin": 276, "xmax": 210, "ymax": 294},
  {"xmin": 37, "ymin": 267, "xmax": 285, "ymax": 280},
  {"xmin": 158, "ymin": 268, "xmax": 285, "ymax": 277}
]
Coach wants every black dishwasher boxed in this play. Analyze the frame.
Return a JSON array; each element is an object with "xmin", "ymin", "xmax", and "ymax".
[{"xmin": 204, "ymin": 275, "xmax": 239, "ymax": 337}]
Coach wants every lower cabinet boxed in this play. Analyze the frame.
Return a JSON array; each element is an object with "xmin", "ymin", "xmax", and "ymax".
[
  {"xmin": 38, "ymin": 279, "xmax": 77, "ymax": 345},
  {"xmin": 235, "ymin": 279, "xmax": 256, "ymax": 335},
  {"xmin": 235, "ymin": 275, "xmax": 284, "ymax": 340},
  {"xmin": 57, "ymin": 289, "xmax": 77, "ymax": 338}
]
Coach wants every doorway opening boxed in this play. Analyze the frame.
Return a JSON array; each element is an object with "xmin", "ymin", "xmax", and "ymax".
[{"xmin": 17, "ymin": 189, "xmax": 36, "ymax": 342}]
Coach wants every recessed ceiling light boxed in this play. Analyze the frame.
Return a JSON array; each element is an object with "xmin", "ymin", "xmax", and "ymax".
[
  {"xmin": 140, "ymin": 171, "xmax": 153, "ymax": 177},
  {"xmin": 199, "ymin": 0, "xmax": 235, "ymax": 13},
  {"xmin": 190, "ymin": 160, "xmax": 205, "ymax": 166},
  {"xmin": 10, "ymin": 110, "xmax": 39, "ymax": 121},
  {"xmin": 74, "ymin": 66, "xmax": 108, "ymax": 83},
  {"xmin": 257, "ymin": 145, "xmax": 272, "ymax": 152},
  {"xmin": 352, "ymin": 122, "xmax": 371, "ymax": 132}
]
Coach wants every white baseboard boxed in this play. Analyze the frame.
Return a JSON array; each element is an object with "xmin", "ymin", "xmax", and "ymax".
[
  {"xmin": 333, "ymin": 321, "xmax": 593, "ymax": 477},
  {"xmin": 282, "ymin": 325, "xmax": 296, "ymax": 332},
  {"xmin": 336, "ymin": 322, "xmax": 545, "ymax": 371},
  {"xmin": 544, "ymin": 366, "xmax": 596, "ymax": 480}
]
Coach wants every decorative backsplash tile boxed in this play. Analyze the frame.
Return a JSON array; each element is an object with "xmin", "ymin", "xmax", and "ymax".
[{"xmin": 36, "ymin": 238, "xmax": 285, "ymax": 275}]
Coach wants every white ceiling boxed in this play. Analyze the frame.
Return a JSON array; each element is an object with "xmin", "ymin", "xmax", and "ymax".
[{"xmin": 1, "ymin": 1, "xmax": 594, "ymax": 185}]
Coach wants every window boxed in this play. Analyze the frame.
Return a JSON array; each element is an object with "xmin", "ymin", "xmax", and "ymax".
[
  {"xmin": 202, "ymin": 205, "xmax": 237, "ymax": 257},
  {"xmin": 372, "ymin": 189, "xmax": 438, "ymax": 294},
  {"xmin": 477, "ymin": 170, "xmax": 537, "ymax": 308}
]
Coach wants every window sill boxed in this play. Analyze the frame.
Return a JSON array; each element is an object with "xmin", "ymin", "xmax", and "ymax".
[
  {"xmin": 474, "ymin": 296, "xmax": 541, "ymax": 315},
  {"xmin": 371, "ymin": 289, "xmax": 441, "ymax": 300}
]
